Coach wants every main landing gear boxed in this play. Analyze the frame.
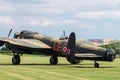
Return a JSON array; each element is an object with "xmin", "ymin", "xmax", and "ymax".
[
  {"xmin": 94, "ymin": 61, "xmax": 99, "ymax": 68},
  {"xmin": 50, "ymin": 56, "xmax": 58, "ymax": 65},
  {"xmin": 12, "ymin": 53, "xmax": 21, "ymax": 65}
]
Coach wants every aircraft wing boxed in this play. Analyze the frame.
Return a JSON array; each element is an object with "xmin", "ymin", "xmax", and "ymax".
[
  {"xmin": 77, "ymin": 39, "xmax": 119, "ymax": 47},
  {"xmin": 88, "ymin": 39, "xmax": 119, "ymax": 46},
  {"xmin": 0, "ymin": 37, "xmax": 51, "ymax": 49},
  {"xmin": 75, "ymin": 53, "xmax": 102, "ymax": 58}
]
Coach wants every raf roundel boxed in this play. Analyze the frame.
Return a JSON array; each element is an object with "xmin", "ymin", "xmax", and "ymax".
[
  {"xmin": 62, "ymin": 47, "xmax": 70, "ymax": 55},
  {"xmin": 63, "ymin": 47, "xmax": 68, "ymax": 53}
]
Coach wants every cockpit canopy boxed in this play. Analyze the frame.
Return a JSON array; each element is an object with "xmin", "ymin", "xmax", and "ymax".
[
  {"xmin": 20, "ymin": 30, "xmax": 39, "ymax": 35},
  {"xmin": 14, "ymin": 30, "xmax": 39, "ymax": 38}
]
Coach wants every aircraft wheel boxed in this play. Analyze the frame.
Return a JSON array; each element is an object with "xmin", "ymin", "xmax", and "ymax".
[
  {"xmin": 12, "ymin": 55, "xmax": 20, "ymax": 65},
  {"xmin": 94, "ymin": 62, "xmax": 99, "ymax": 68},
  {"xmin": 50, "ymin": 56, "xmax": 58, "ymax": 65}
]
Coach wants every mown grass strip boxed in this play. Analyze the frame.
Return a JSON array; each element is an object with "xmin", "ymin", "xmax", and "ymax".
[{"xmin": 0, "ymin": 53, "xmax": 120, "ymax": 80}]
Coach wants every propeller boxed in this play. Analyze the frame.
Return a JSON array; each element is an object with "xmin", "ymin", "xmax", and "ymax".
[
  {"xmin": 8, "ymin": 28, "xmax": 13, "ymax": 37},
  {"xmin": 66, "ymin": 32, "xmax": 76, "ymax": 63},
  {"xmin": 4, "ymin": 28, "xmax": 13, "ymax": 50},
  {"xmin": 63, "ymin": 30, "xmax": 65, "ymax": 36}
]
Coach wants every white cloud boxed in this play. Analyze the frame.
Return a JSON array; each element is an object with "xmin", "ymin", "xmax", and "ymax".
[
  {"xmin": 41, "ymin": 20, "xmax": 54, "ymax": 26},
  {"xmin": 1, "ymin": 0, "xmax": 120, "ymax": 18},
  {"xmin": 30, "ymin": 19, "xmax": 78, "ymax": 26},
  {"xmin": 30, "ymin": 20, "xmax": 39, "ymax": 26},
  {"xmin": 0, "ymin": 1, "xmax": 14, "ymax": 13},
  {"xmin": 45, "ymin": 8, "xmax": 63, "ymax": 15},
  {"xmin": 74, "ymin": 11, "xmax": 120, "ymax": 19},
  {"xmin": 0, "ymin": 0, "xmax": 120, "ymax": 39},
  {"xmin": 108, "ymin": 11, "xmax": 120, "ymax": 19},
  {"xmin": 0, "ymin": 16, "xmax": 15, "ymax": 25}
]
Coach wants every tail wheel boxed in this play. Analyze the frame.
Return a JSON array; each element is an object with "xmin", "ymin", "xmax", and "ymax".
[
  {"xmin": 94, "ymin": 61, "xmax": 99, "ymax": 68},
  {"xmin": 50, "ymin": 56, "xmax": 58, "ymax": 65},
  {"xmin": 12, "ymin": 55, "xmax": 20, "ymax": 65}
]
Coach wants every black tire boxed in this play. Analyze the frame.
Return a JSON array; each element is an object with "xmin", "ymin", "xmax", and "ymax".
[
  {"xmin": 50, "ymin": 56, "xmax": 58, "ymax": 65},
  {"xmin": 12, "ymin": 55, "xmax": 20, "ymax": 65},
  {"xmin": 94, "ymin": 63, "xmax": 99, "ymax": 68}
]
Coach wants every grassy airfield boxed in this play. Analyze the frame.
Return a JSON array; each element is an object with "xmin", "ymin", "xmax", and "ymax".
[{"xmin": 0, "ymin": 53, "xmax": 120, "ymax": 80}]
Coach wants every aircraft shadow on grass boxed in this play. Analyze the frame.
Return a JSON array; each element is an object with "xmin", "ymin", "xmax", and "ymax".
[{"xmin": 0, "ymin": 63, "xmax": 116, "ymax": 68}]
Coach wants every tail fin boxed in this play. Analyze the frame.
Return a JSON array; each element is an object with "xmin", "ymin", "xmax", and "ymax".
[{"xmin": 66, "ymin": 32, "xmax": 76, "ymax": 63}]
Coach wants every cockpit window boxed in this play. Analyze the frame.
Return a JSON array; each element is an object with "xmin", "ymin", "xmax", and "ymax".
[{"xmin": 20, "ymin": 30, "xmax": 39, "ymax": 34}]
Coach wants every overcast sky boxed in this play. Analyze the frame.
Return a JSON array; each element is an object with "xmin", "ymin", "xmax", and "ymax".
[{"xmin": 0, "ymin": 0, "xmax": 120, "ymax": 39}]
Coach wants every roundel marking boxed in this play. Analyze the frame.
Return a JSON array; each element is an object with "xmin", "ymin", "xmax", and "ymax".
[{"xmin": 63, "ymin": 47, "xmax": 68, "ymax": 53}]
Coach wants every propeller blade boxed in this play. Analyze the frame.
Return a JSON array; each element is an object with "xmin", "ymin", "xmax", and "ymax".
[
  {"xmin": 8, "ymin": 28, "xmax": 12, "ymax": 37},
  {"xmin": 63, "ymin": 30, "xmax": 65, "ymax": 36},
  {"xmin": 66, "ymin": 32, "xmax": 76, "ymax": 63}
]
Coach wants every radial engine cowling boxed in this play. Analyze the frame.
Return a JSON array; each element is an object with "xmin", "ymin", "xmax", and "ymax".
[
  {"xmin": 106, "ymin": 49, "xmax": 116, "ymax": 61},
  {"xmin": 0, "ymin": 41, "xmax": 4, "ymax": 46}
]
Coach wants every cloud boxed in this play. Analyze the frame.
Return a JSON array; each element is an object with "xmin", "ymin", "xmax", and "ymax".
[
  {"xmin": 1, "ymin": 0, "xmax": 120, "ymax": 17},
  {"xmin": 0, "ymin": 0, "xmax": 120, "ymax": 39},
  {"xmin": 11, "ymin": 3, "xmax": 63, "ymax": 17},
  {"xmin": 30, "ymin": 19, "xmax": 78, "ymax": 26},
  {"xmin": 0, "ymin": 16, "xmax": 15, "ymax": 25},
  {"xmin": 0, "ymin": 1, "xmax": 15, "ymax": 17},
  {"xmin": 4, "ymin": 0, "xmax": 49, "ymax": 4},
  {"xmin": 74, "ymin": 11, "xmax": 120, "ymax": 19}
]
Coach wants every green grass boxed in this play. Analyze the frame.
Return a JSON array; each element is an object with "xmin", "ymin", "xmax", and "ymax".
[{"xmin": 0, "ymin": 53, "xmax": 120, "ymax": 80}]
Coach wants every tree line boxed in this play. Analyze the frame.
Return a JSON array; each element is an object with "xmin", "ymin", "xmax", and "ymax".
[{"xmin": 102, "ymin": 42, "xmax": 120, "ymax": 54}]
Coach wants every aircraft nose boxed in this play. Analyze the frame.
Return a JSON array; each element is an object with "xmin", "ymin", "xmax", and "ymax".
[{"xmin": 106, "ymin": 49, "xmax": 116, "ymax": 61}]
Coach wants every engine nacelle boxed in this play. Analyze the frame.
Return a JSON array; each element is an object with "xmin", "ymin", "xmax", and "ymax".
[
  {"xmin": 14, "ymin": 32, "xmax": 20, "ymax": 38},
  {"xmin": 0, "ymin": 41, "xmax": 4, "ymax": 47}
]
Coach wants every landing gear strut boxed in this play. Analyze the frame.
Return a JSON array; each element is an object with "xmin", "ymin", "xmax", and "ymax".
[
  {"xmin": 50, "ymin": 56, "xmax": 58, "ymax": 65},
  {"xmin": 94, "ymin": 61, "xmax": 99, "ymax": 68},
  {"xmin": 12, "ymin": 53, "xmax": 21, "ymax": 65}
]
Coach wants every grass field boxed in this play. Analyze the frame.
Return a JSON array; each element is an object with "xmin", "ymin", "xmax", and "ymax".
[{"xmin": 0, "ymin": 53, "xmax": 120, "ymax": 80}]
